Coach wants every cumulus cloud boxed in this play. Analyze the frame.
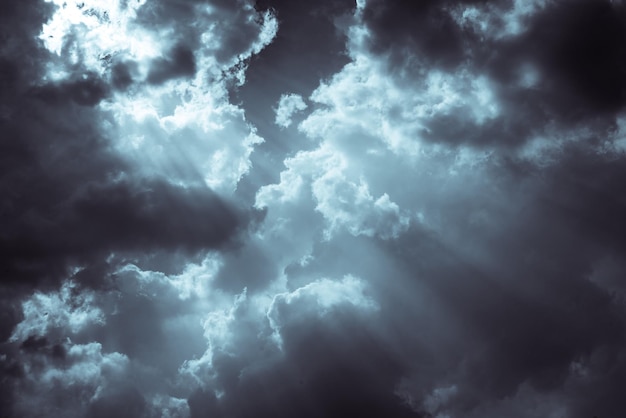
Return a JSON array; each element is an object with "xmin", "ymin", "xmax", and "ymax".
[
  {"xmin": 247, "ymin": 1, "xmax": 626, "ymax": 417},
  {"xmin": 9, "ymin": 280, "xmax": 104, "ymax": 343},
  {"xmin": 3, "ymin": 0, "xmax": 626, "ymax": 417},
  {"xmin": 0, "ymin": 0, "xmax": 275, "ymax": 415},
  {"xmin": 274, "ymin": 93, "xmax": 307, "ymax": 127},
  {"xmin": 256, "ymin": 144, "xmax": 410, "ymax": 240},
  {"xmin": 0, "ymin": 0, "xmax": 275, "ymax": 293}
]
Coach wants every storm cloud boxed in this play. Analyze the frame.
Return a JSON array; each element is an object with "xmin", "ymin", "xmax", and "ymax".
[{"xmin": 2, "ymin": 0, "xmax": 626, "ymax": 417}]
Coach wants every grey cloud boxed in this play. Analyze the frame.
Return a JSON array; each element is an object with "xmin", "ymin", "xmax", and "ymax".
[
  {"xmin": 502, "ymin": 0, "xmax": 626, "ymax": 115},
  {"xmin": 87, "ymin": 386, "xmax": 147, "ymax": 418},
  {"xmin": 219, "ymin": 0, "xmax": 626, "ymax": 411},
  {"xmin": 147, "ymin": 44, "xmax": 196, "ymax": 85},
  {"xmin": 213, "ymin": 238, "xmax": 278, "ymax": 292},
  {"xmin": 0, "ymin": 0, "xmax": 270, "ymax": 415},
  {"xmin": 110, "ymin": 61, "xmax": 135, "ymax": 91},
  {"xmin": 29, "ymin": 74, "xmax": 110, "ymax": 106},
  {"xmin": 220, "ymin": 319, "xmax": 416, "ymax": 418},
  {"xmin": 1, "ymin": 157, "xmax": 246, "ymax": 288},
  {"xmin": 253, "ymin": 131, "xmax": 626, "ymax": 417},
  {"xmin": 361, "ymin": 0, "xmax": 626, "ymax": 148},
  {"xmin": 361, "ymin": 0, "xmax": 492, "ymax": 71},
  {"xmin": 4, "ymin": 0, "xmax": 626, "ymax": 417},
  {"xmin": 186, "ymin": 291, "xmax": 416, "ymax": 418},
  {"xmin": 0, "ymin": 0, "xmax": 252, "ymax": 345},
  {"xmin": 234, "ymin": 0, "xmax": 354, "ymax": 201}
]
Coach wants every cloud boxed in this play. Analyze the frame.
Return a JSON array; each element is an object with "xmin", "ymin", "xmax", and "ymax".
[
  {"xmin": 146, "ymin": 44, "xmax": 197, "ymax": 85},
  {"xmin": 9, "ymin": 280, "xmax": 104, "ymax": 343},
  {"xmin": 233, "ymin": 0, "xmax": 355, "ymax": 197},
  {"xmin": 9, "ymin": 339, "xmax": 131, "ymax": 418},
  {"xmin": 180, "ymin": 273, "xmax": 414, "ymax": 418},
  {"xmin": 274, "ymin": 93, "xmax": 307, "ymax": 128},
  {"xmin": 3, "ymin": 1, "xmax": 626, "ymax": 417},
  {"xmin": 0, "ymin": 0, "xmax": 275, "ymax": 414},
  {"xmin": 267, "ymin": 274, "xmax": 378, "ymax": 346},
  {"xmin": 0, "ymin": 0, "xmax": 276, "ymax": 297},
  {"xmin": 245, "ymin": 2, "xmax": 626, "ymax": 417},
  {"xmin": 4, "ymin": 256, "xmax": 230, "ymax": 418},
  {"xmin": 354, "ymin": 0, "xmax": 626, "ymax": 148},
  {"xmin": 256, "ymin": 144, "xmax": 410, "ymax": 240}
]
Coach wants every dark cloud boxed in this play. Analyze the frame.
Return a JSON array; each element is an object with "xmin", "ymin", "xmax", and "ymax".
[
  {"xmin": 255, "ymin": 134, "xmax": 626, "ymax": 417},
  {"xmin": 0, "ymin": 0, "xmax": 273, "ymax": 411},
  {"xmin": 147, "ymin": 44, "xmax": 196, "ymax": 85},
  {"xmin": 87, "ymin": 386, "xmax": 147, "ymax": 418},
  {"xmin": 1, "ymin": 97, "xmax": 244, "ymax": 288},
  {"xmin": 469, "ymin": 0, "xmax": 626, "ymax": 146},
  {"xmin": 361, "ymin": 0, "xmax": 491, "ymax": 71},
  {"xmin": 29, "ymin": 73, "xmax": 110, "ymax": 106},
  {"xmin": 513, "ymin": 0, "xmax": 626, "ymax": 114},
  {"xmin": 187, "ymin": 303, "xmax": 417, "ymax": 418},
  {"xmin": 250, "ymin": 0, "xmax": 354, "ymax": 96},
  {"xmin": 213, "ymin": 239, "xmax": 278, "ymax": 292},
  {"xmin": 109, "ymin": 61, "xmax": 136, "ymax": 91},
  {"xmin": 0, "ymin": 0, "xmax": 250, "ymax": 333},
  {"xmin": 361, "ymin": 0, "xmax": 626, "ymax": 148},
  {"xmin": 234, "ymin": 0, "xmax": 354, "ymax": 201},
  {"xmin": 3, "ymin": 1, "xmax": 626, "ymax": 418}
]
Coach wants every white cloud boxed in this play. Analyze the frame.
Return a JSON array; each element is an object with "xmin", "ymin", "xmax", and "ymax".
[
  {"xmin": 267, "ymin": 275, "xmax": 378, "ymax": 348},
  {"xmin": 256, "ymin": 143, "xmax": 410, "ymax": 240},
  {"xmin": 39, "ymin": 0, "xmax": 277, "ymax": 193},
  {"xmin": 312, "ymin": 167, "xmax": 409, "ymax": 240},
  {"xmin": 274, "ymin": 93, "xmax": 308, "ymax": 128},
  {"xmin": 41, "ymin": 342, "xmax": 128, "ymax": 390},
  {"xmin": 300, "ymin": 54, "xmax": 500, "ymax": 157},
  {"xmin": 116, "ymin": 254, "xmax": 223, "ymax": 302},
  {"xmin": 178, "ymin": 288, "xmax": 247, "ymax": 380},
  {"xmin": 41, "ymin": 0, "xmax": 155, "ymax": 72},
  {"xmin": 10, "ymin": 279, "xmax": 104, "ymax": 343},
  {"xmin": 270, "ymin": 274, "xmax": 377, "ymax": 314}
]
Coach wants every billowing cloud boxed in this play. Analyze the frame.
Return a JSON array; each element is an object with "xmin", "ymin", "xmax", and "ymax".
[
  {"xmin": 3, "ymin": 0, "xmax": 626, "ymax": 417},
  {"xmin": 0, "ymin": 0, "xmax": 275, "ymax": 292},
  {"xmin": 274, "ymin": 93, "xmax": 307, "ymax": 128}
]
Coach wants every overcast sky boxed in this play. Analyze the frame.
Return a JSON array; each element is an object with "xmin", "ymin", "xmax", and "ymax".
[{"xmin": 1, "ymin": 0, "xmax": 626, "ymax": 417}]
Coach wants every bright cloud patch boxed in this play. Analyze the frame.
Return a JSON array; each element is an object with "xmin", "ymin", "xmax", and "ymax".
[
  {"xmin": 256, "ymin": 144, "xmax": 410, "ymax": 240},
  {"xmin": 274, "ymin": 93, "xmax": 307, "ymax": 128},
  {"xmin": 39, "ymin": 0, "xmax": 277, "ymax": 192},
  {"xmin": 267, "ymin": 275, "xmax": 378, "ymax": 348},
  {"xmin": 10, "ymin": 280, "xmax": 104, "ymax": 343},
  {"xmin": 301, "ymin": 53, "xmax": 500, "ymax": 155},
  {"xmin": 269, "ymin": 275, "xmax": 377, "ymax": 318},
  {"xmin": 3, "ymin": 1, "xmax": 626, "ymax": 417}
]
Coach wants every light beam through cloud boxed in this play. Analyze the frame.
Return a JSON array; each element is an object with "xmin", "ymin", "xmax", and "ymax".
[{"xmin": 2, "ymin": 1, "xmax": 626, "ymax": 417}]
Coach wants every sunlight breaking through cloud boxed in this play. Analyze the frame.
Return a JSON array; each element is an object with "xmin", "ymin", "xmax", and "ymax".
[{"xmin": 3, "ymin": 0, "xmax": 626, "ymax": 417}]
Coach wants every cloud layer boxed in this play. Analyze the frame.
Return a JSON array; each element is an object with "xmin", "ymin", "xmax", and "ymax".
[{"xmin": 2, "ymin": 0, "xmax": 626, "ymax": 417}]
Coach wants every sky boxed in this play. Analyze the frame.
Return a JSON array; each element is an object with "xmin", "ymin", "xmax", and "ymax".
[{"xmin": 1, "ymin": 0, "xmax": 626, "ymax": 417}]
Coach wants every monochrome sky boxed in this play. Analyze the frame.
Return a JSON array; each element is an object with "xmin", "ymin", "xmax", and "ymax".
[{"xmin": 1, "ymin": 0, "xmax": 626, "ymax": 417}]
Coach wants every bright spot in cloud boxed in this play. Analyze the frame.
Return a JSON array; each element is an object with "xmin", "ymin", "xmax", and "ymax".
[
  {"xmin": 10, "ymin": 280, "xmax": 104, "ymax": 343},
  {"xmin": 267, "ymin": 275, "xmax": 378, "ymax": 348},
  {"xmin": 274, "ymin": 93, "xmax": 308, "ymax": 128},
  {"xmin": 39, "ymin": 0, "xmax": 277, "ymax": 192},
  {"xmin": 41, "ymin": 0, "xmax": 157, "ymax": 70}
]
